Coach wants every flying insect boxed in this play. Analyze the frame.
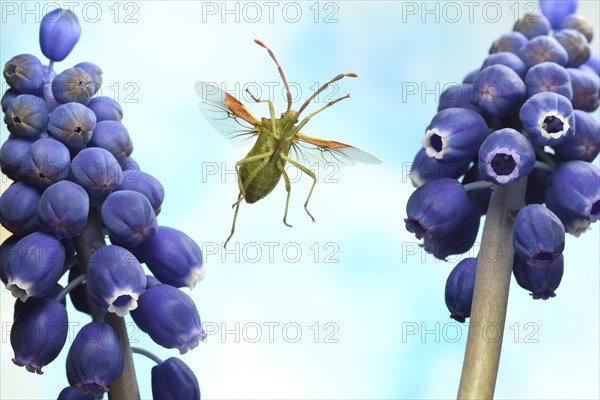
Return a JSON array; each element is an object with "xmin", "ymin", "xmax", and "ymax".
[{"xmin": 195, "ymin": 39, "xmax": 381, "ymax": 248}]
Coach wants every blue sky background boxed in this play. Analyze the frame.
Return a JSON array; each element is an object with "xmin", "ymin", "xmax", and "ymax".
[{"xmin": 1, "ymin": 1, "xmax": 599, "ymax": 399}]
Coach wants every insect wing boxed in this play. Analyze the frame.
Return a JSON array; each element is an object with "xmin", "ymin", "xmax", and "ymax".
[
  {"xmin": 291, "ymin": 133, "xmax": 382, "ymax": 167},
  {"xmin": 195, "ymin": 81, "xmax": 259, "ymax": 146}
]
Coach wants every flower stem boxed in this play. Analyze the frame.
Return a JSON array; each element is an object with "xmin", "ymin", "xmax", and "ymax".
[
  {"xmin": 74, "ymin": 208, "xmax": 140, "ymax": 400},
  {"xmin": 457, "ymin": 178, "xmax": 527, "ymax": 399},
  {"xmin": 131, "ymin": 347, "xmax": 163, "ymax": 365},
  {"xmin": 54, "ymin": 273, "xmax": 86, "ymax": 302}
]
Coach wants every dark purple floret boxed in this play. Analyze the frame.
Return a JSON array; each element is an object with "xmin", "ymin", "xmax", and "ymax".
[
  {"xmin": 11, "ymin": 297, "xmax": 68, "ymax": 374},
  {"xmin": 66, "ymin": 322, "xmax": 124, "ymax": 397},
  {"xmin": 473, "ymin": 65, "xmax": 526, "ymax": 118},
  {"xmin": 481, "ymin": 52, "xmax": 528, "ymax": 79},
  {"xmin": 3, "ymin": 54, "xmax": 44, "ymax": 95},
  {"xmin": 71, "ymin": 147, "xmax": 123, "ymax": 199},
  {"xmin": 37, "ymin": 180, "xmax": 89, "ymax": 238},
  {"xmin": 540, "ymin": 0, "xmax": 578, "ymax": 29},
  {"xmin": 567, "ymin": 67, "xmax": 600, "ymax": 111},
  {"xmin": 408, "ymin": 148, "xmax": 470, "ymax": 188},
  {"xmin": 489, "ymin": 32, "xmax": 528, "ymax": 55},
  {"xmin": 438, "ymin": 83, "xmax": 480, "ymax": 113},
  {"xmin": 445, "ymin": 258, "xmax": 477, "ymax": 322},
  {"xmin": 131, "ymin": 284, "xmax": 207, "ymax": 354},
  {"xmin": 405, "ymin": 178, "xmax": 470, "ymax": 240},
  {"xmin": 52, "ymin": 67, "xmax": 98, "ymax": 105},
  {"xmin": 513, "ymin": 12, "xmax": 551, "ymax": 39},
  {"xmin": 57, "ymin": 386, "xmax": 97, "ymax": 400},
  {"xmin": 87, "ymin": 96, "xmax": 123, "ymax": 122},
  {"xmin": 0, "ymin": 137, "xmax": 35, "ymax": 180},
  {"xmin": 478, "ymin": 128, "xmax": 535, "ymax": 186},
  {"xmin": 554, "ymin": 29, "xmax": 591, "ymax": 68},
  {"xmin": 74, "ymin": 62, "xmax": 103, "ymax": 88},
  {"xmin": 524, "ymin": 62, "xmax": 573, "ymax": 99},
  {"xmin": 48, "ymin": 102, "xmax": 97, "ymax": 148},
  {"xmin": 20, "ymin": 138, "xmax": 71, "ymax": 188},
  {"xmin": 513, "ymin": 254, "xmax": 564, "ymax": 300},
  {"xmin": 513, "ymin": 204, "xmax": 565, "ymax": 267},
  {"xmin": 554, "ymin": 110, "xmax": 600, "ymax": 162},
  {"xmin": 519, "ymin": 91, "xmax": 575, "ymax": 146},
  {"xmin": 152, "ymin": 357, "xmax": 201, "ymax": 400},
  {"xmin": 116, "ymin": 170, "xmax": 165, "ymax": 214},
  {"xmin": 421, "ymin": 108, "xmax": 488, "ymax": 163},
  {"xmin": 88, "ymin": 120, "xmax": 133, "ymax": 162},
  {"xmin": 0, "ymin": 182, "xmax": 41, "ymax": 235},
  {"xmin": 519, "ymin": 36, "xmax": 569, "ymax": 68},
  {"xmin": 3, "ymin": 94, "xmax": 48, "ymax": 137},
  {"xmin": 39, "ymin": 8, "xmax": 81, "ymax": 62}
]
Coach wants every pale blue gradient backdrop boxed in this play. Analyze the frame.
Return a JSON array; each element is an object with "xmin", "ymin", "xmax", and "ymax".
[{"xmin": 1, "ymin": 1, "xmax": 599, "ymax": 399}]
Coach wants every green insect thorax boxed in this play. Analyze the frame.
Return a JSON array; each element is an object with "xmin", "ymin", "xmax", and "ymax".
[{"xmin": 239, "ymin": 110, "xmax": 300, "ymax": 204}]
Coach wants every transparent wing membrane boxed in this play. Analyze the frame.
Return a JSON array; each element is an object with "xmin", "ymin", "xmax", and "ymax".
[{"xmin": 290, "ymin": 133, "xmax": 382, "ymax": 167}]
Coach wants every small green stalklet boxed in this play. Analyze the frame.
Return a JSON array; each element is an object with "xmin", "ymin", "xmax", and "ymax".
[{"xmin": 196, "ymin": 39, "xmax": 381, "ymax": 248}]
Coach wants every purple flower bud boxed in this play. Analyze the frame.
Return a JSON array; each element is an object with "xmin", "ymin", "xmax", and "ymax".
[
  {"xmin": 4, "ymin": 94, "xmax": 48, "ymax": 137},
  {"xmin": 583, "ymin": 50, "xmax": 599, "ymax": 76},
  {"xmin": 3, "ymin": 54, "xmax": 44, "ymax": 94},
  {"xmin": 37, "ymin": 181, "xmax": 89, "ymax": 238},
  {"xmin": 473, "ymin": 65, "xmax": 526, "ymax": 118},
  {"xmin": 423, "ymin": 199, "xmax": 481, "ymax": 260},
  {"xmin": 152, "ymin": 357, "xmax": 201, "ymax": 400},
  {"xmin": 540, "ymin": 0, "xmax": 578, "ymax": 29},
  {"xmin": 0, "ymin": 182, "xmax": 41, "ymax": 235},
  {"xmin": 482, "ymin": 52, "xmax": 527, "ymax": 79},
  {"xmin": 0, "ymin": 136, "xmax": 34, "ymax": 180},
  {"xmin": 513, "ymin": 254, "xmax": 564, "ymax": 300},
  {"xmin": 101, "ymin": 191, "xmax": 158, "ymax": 248},
  {"xmin": 1, "ymin": 235, "xmax": 21, "ymax": 285},
  {"xmin": 116, "ymin": 170, "xmax": 164, "ymax": 215},
  {"xmin": 5, "ymin": 232, "xmax": 65, "ymax": 301},
  {"xmin": 88, "ymin": 121, "xmax": 133, "ymax": 162},
  {"xmin": 554, "ymin": 110, "xmax": 600, "ymax": 162},
  {"xmin": 462, "ymin": 69, "xmax": 480, "ymax": 84},
  {"xmin": 74, "ymin": 62, "xmax": 103, "ymax": 88},
  {"xmin": 478, "ymin": 128, "xmax": 535, "ymax": 186},
  {"xmin": 57, "ymin": 386, "xmax": 97, "ymax": 400},
  {"xmin": 445, "ymin": 258, "xmax": 477, "ymax": 322},
  {"xmin": 567, "ymin": 67, "xmax": 600, "ymax": 111},
  {"xmin": 131, "ymin": 227, "xmax": 204, "ymax": 289},
  {"xmin": 405, "ymin": 178, "xmax": 470, "ymax": 240},
  {"xmin": 11, "ymin": 297, "xmax": 68, "ymax": 373},
  {"xmin": 52, "ymin": 67, "xmax": 98, "ymax": 105},
  {"xmin": 131, "ymin": 284, "xmax": 206, "ymax": 353},
  {"xmin": 519, "ymin": 36, "xmax": 569, "ymax": 68},
  {"xmin": 421, "ymin": 108, "xmax": 488, "ymax": 163},
  {"xmin": 68, "ymin": 263, "xmax": 92, "ymax": 316},
  {"xmin": 438, "ymin": 84, "xmax": 480, "ymax": 114},
  {"xmin": 524, "ymin": 62, "xmax": 573, "ymax": 100},
  {"xmin": 513, "ymin": 12, "xmax": 551, "ymax": 39},
  {"xmin": 490, "ymin": 31, "xmax": 528, "ymax": 55},
  {"xmin": 20, "ymin": 138, "xmax": 71, "ymax": 188},
  {"xmin": 545, "ymin": 160, "xmax": 600, "ymax": 236},
  {"xmin": 120, "ymin": 156, "xmax": 140, "ymax": 171},
  {"xmin": 87, "ymin": 245, "xmax": 146, "ymax": 317},
  {"xmin": 1, "ymin": 89, "xmax": 19, "ymax": 112},
  {"xmin": 66, "ymin": 322, "xmax": 124, "ymax": 397},
  {"xmin": 48, "ymin": 102, "xmax": 97, "ymax": 148},
  {"xmin": 71, "ymin": 148, "xmax": 123, "ymax": 199},
  {"xmin": 560, "ymin": 14, "xmax": 593, "ymax": 42},
  {"xmin": 87, "ymin": 96, "xmax": 123, "ymax": 122},
  {"xmin": 554, "ymin": 29, "xmax": 591, "ymax": 68},
  {"xmin": 519, "ymin": 92, "xmax": 575, "ymax": 146},
  {"xmin": 409, "ymin": 148, "xmax": 470, "ymax": 188},
  {"xmin": 513, "ymin": 204, "xmax": 565, "ymax": 267},
  {"xmin": 39, "ymin": 9, "xmax": 81, "ymax": 62}
]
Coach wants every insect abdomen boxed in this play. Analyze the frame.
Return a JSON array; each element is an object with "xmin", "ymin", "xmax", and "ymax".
[{"xmin": 240, "ymin": 160, "xmax": 282, "ymax": 204}]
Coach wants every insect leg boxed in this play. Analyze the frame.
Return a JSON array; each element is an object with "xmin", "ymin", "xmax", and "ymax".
[
  {"xmin": 224, "ymin": 196, "xmax": 242, "ymax": 249},
  {"xmin": 234, "ymin": 152, "xmax": 273, "ymax": 199},
  {"xmin": 281, "ymin": 154, "xmax": 317, "ymax": 222},
  {"xmin": 277, "ymin": 162, "xmax": 293, "ymax": 228}
]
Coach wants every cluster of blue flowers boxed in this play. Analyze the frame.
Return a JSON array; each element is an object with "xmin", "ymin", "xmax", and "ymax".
[
  {"xmin": 1, "ymin": 9, "xmax": 203, "ymax": 399},
  {"xmin": 405, "ymin": 0, "xmax": 599, "ymax": 322}
]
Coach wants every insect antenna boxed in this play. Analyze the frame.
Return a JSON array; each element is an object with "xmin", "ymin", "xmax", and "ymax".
[
  {"xmin": 297, "ymin": 73, "xmax": 358, "ymax": 116},
  {"xmin": 254, "ymin": 39, "xmax": 293, "ymax": 112}
]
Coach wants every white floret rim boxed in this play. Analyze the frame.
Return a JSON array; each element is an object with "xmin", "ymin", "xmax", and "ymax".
[
  {"xmin": 538, "ymin": 111, "xmax": 570, "ymax": 139},
  {"xmin": 422, "ymin": 128, "xmax": 448, "ymax": 159}
]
